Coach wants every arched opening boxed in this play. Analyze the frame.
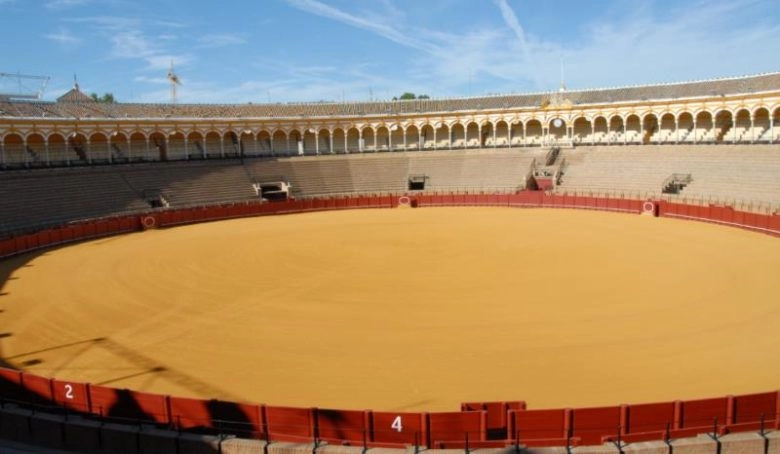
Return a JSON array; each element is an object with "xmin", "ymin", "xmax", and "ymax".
[
  {"xmin": 240, "ymin": 130, "xmax": 256, "ymax": 157},
  {"xmin": 465, "ymin": 122, "xmax": 479, "ymax": 148},
  {"xmin": 272, "ymin": 130, "xmax": 287, "ymax": 155},
  {"xmin": 642, "ymin": 114, "xmax": 659, "ymax": 144},
  {"xmin": 608, "ymin": 116, "xmax": 624, "ymax": 143},
  {"xmin": 525, "ymin": 119, "xmax": 543, "ymax": 145},
  {"xmin": 149, "ymin": 131, "xmax": 167, "ymax": 161},
  {"xmin": 109, "ymin": 131, "xmax": 129, "ymax": 163},
  {"xmin": 2, "ymin": 133, "xmax": 24, "ymax": 167},
  {"xmin": 302, "ymin": 129, "xmax": 317, "ymax": 155},
  {"xmin": 388, "ymin": 124, "xmax": 403, "ymax": 151},
  {"xmin": 187, "ymin": 131, "xmax": 204, "ymax": 159},
  {"xmin": 90, "ymin": 132, "xmax": 110, "ymax": 163},
  {"xmin": 494, "ymin": 121, "xmax": 509, "ymax": 147},
  {"xmin": 753, "ymin": 107, "xmax": 770, "ymax": 142},
  {"xmin": 289, "ymin": 129, "xmax": 303, "ymax": 155},
  {"xmin": 677, "ymin": 112, "xmax": 694, "ymax": 142},
  {"xmin": 48, "ymin": 133, "xmax": 69, "ymax": 165},
  {"xmin": 624, "ymin": 114, "xmax": 641, "ymax": 143},
  {"xmin": 331, "ymin": 128, "xmax": 346, "ymax": 154},
  {"xmin": 548, "ymin": 118, "xmax": 567, "ymax": 142},
  {"xmin": 714, "ymin": 110, "xmax": 733, "ymax": 143},
  {"xmin": 420, "ymin": 124, "xmax": 435, "ymax": 149},
  {"xmin": 256, "ymin": 130, "xmax": 272, "ymax": 156},
  {"xmin": 167, "ymin": 131, "xmax": 187, "ymax": 160},
  {"xmin": 695, "ymin": 111, "xmax": 714, "ymax": 143},
  {"xmin": 68, "ymin": 132, "xmax": 90, "ymax": 164},
  {"xmin": 734, "ymin": 109, "xmax": 751, "ymax": 143},
  {"xmin": 658, "ymin": 113, "xmax": 676, "ymax": 143},
  {"xmin": 375, "ymin": 126, "xmax": 390, "ymax": 152},
  {"xmin": 318, "ymin": 128, "xmax": 332, "ymax": 154},
  {"xmin": 572, "ymin": 117, "xmax": 591, "ymax": 144},
  {"xmin": 406, "ymin": 125, "xmax": 420, "ymax": 150},
  {"xmin": 26, "ymin": 133, "xmax": 47, "ymax": 167},
  {"xmin": 345, "ymin": 128, "xmax": 360, "ymax": 152},
  {"xmin": 435, "ymin": 123, "xmax": 449, "ymax": 149},
  {"xmin": 204, "ymin": 131, "xmax": 222, "ymax": 158},
  {"xmin": 361, "ymin": 127, "xmax": 375, "ymax": 152},
  {"xmin": 129, "ymin": 132, "xmax": 148, "ymax": 161},
  {"xmin": 451, "ymin": 123, "xmax": 466, "ymax": 148},
  {"xmin": 480, "ymin": 122, "xmax": 493, "ymax": 147},
  {"xmin": 223, "ymin": 131, "xmax": 241, "ymax": 157},
  {"xmin": 592, "ymin": 116, "xmax": 608, "ymax": 144},
  {"xmin": 509, "ymin": 121, "xmax": 523, "ymax": 146}
]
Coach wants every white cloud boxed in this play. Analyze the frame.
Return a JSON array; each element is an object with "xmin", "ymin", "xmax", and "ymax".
[
  {"xmin": 493, "ymin": 0, "xmax": 531, "ymax": 62},
  {"xmin": 145, "ymin": 54, "xmax": 193, "ymax": 72},
  {"xmin": 45, "ymin": 0, "xmax": 91, "ymax": 10},
  {"xmin": 284, "ymin": 0, "xmax": 439, "ymax": 54},
  {"xmin": 44, "ymin": 28, "xmax": 82, "ymax": 46},
  {"xmin": 110, "ymin": 31, "xmax": 157, "ymax": 58},
  {"xmin": 197, "ymin": 33, "xmax": 246, "ymax": 48}
]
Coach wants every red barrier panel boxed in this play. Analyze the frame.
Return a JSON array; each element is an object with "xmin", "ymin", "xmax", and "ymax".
[
  {"xmin": 94, "ymin": 220, "xmax": 107, "ymax": 235},
  {"xmin": 461, "ymin": 401, "xmax": 526, "ymax": 438},
  {"xmin": 770, "ymin": 214, "xmax": 780, "ymax": 233},
  {"xmin": 510, "ymin": 408, "xmax": 568, "ymax": 441},
  {"xmin": 36, "ymin": 230, "xmax": 50, "ymax": 248},
  {"xmin": 316, "ymin": 408, "xmax": 369, "ymax": 444},
  {"xmin": 83, "ymin": 222, "xmax": 97, "ymax": 237},
  {"xmin": 0, "ymin": 368, "xmax": 23, "ymax": 400},
  {"xmin": 88, "ymin": 385, "xmax": 170, "ymax": 424},
  {"xmin": 51, "ymin": 378, "xmax": 90, "ymax": 412},
  {"xmin": 429, "ymin": 411, "xmax": 486, "ymax": 443},
  {"xmin": 626, "ymin": 401, "xmax": 676, "ymax": 433},
  {"xmin": 169, "ymin": 396, "xmax": 263, "ymax": 436},
  {"xmin": 263, "ymin": 405, "xmax": 315, "ymax": 442},
  {"xmin": 13, "ymin": 235, "xmax": 28, "ymax": 253},
  {"xmin": 371, "ymin": 411, "xmax": 428, "ymax": 447},
  {"xmin": 20, "ymin": 373, "xmax": 52, "ymax": 400},
  {"xmin": 680, "ymin": 396, "xmax": 728, "ymax": 429},
  {"xmin": 733, "ymin": 391, "xmax": 778, "ymax": 424},
  {"xmin": 571, "ymin": 406, "xmax": 621, "ymax": 445}
]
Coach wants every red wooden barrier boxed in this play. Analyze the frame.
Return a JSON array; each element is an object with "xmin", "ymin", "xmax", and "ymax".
[
  {"xmin": 169, "ymin": 396, "xmax": 263, "ymax": 437},
  {"xmin": 51, "ymin": 378, "xmax": 89, "ymax": 412},
  {"xmin": 509, "ymin": 408, "xmax": 569, "ymax": 441},
  {"xmin": 316, "ymin": 408, "xmax": 369, "ymax": 445},
  {"xmin": 429, "ymin": 411, "xmax": 486, "ymax": 444},
  {"xmin": 733, "ymin": 391, "xmax": 778, "ymax": 424},
  {"xmin": 571, "ymin": 406, "xmax": 621, "ymax": 445},
  {"xmin": 371, "ymin": 411, "xmax": 428, "ymax": 447},
  {"xmin": 88, "ymin": 385, "xmax": 170, "ymax": 424},
  {"xmin": 20, "ymin": 373, "xmax": 52, "ymax": 401},
  {"xmin": 626, "ymin": 401, "xmax": 676, "ymax": 433},
  {"xmin": 263, "ymin": 405, "xmax": 315, "ymax": 442},
  {"xmin": 679, "ymin": 396, "xmax": 728, "ymax": 429},
  {"xmin": 0, "ymin": 368, "xmax": 23, "ymax": 400}
]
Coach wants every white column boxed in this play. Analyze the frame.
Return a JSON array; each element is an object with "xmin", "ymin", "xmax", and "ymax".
[
  {"xmin": 329, "ymin": 131, "xmax": 334, "ymax": 154},
  {"xmin": 693, "ymin": 119, "xmax": 697, "ymax": 144},
  {"xmin": 403, "ymin": 128, "xmax": 407, "ymax": 150},
  {"xmin": 344, "ymin": 132, "xmax": 348, "ymax": 153},
  {"xmin": 433, "ymin": 127, "xmax": 438, "ymax": 151},
  {"xmin": 146, "ymin": 137, "xmax": 151, "ymax": 161},
  {"xmin": 750, "ymin": 114, "xmax": 755, "ymax": 143},
  {"xmin": 86, "ymin": 139, "xmax": 92, "ymax": 163},
  {"xmin": 45, "ymin": 139, "xmax": 50, "ymax": 166},
  {"xmin": 359, "ymin": 130, "xmax": 364, "ymax": 152},
  {"xmin": 107, "ymin": 137, "xmax": 112, "ymax": 163},
  {"xmin": 164, "ymin": 137, "xmax": 170, "ymax": 161},
  {"xmin": 184, "ymin": 137, "xmax": 189, "ymax": 160},
  {"xmin": 373, "ymin": 129, "xmax": 377, "ymax": 151},
  {"xmin": 492, "ymin": 125, "xmax": 497, "ymax": 148},
  {"xmin": 388, "ymin": 128, "xmax": 393, "ymax": 151},
  {"xmin": 770, "ymin": 114, "xmax": 775, "ymax": 143},
  {"xmin": 252, "ymin": 136, "xmax": 258, "ymax": 157},
  {"xmin": 315, "ymin": 132, "xmax": 319, "ymax": 155},
  {"xmin": 220, "ymin": 136, "xmax": 225, "ymax": 157}
]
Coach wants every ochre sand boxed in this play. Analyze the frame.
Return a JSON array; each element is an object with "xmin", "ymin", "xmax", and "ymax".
[{"xmin": 1, "ymin": 208, "xmax": 779, "ymax": 412}]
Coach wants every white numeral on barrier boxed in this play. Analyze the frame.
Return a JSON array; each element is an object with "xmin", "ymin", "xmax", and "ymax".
[
  {"xmin": 64, "ymin": 384, "xmax": 74, "ymax": 400},
  {"xmin": 391, "ymin": 416, "xmax": 403, "ymax": 432}
]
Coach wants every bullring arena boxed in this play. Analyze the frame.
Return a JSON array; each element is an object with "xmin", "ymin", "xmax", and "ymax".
[{"xmin": 0, "ymin": 73, "xmax": 779, "ymax": 453}]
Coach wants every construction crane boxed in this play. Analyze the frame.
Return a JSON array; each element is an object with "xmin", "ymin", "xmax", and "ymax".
[
  {"xmin": 0, "ymin": 72, "xmax": 50, "ymax": 100},
  {"xmin": 167, "ymin": 60, "xmax": 181, "ymax": 104}
]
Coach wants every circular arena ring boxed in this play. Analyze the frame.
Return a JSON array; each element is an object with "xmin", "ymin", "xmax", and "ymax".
[{"xmin": 0, "ymin": 194, "xmax": 778, "ymax": 450}]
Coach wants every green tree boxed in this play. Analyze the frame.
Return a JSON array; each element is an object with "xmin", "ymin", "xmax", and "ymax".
[
  {"xmin": 399, "ymin": 92, "xmax": 416, "ymax": 100},
  {"xmin": 90, "ymin": 92, "xmax": 116, "ymax": 103}
]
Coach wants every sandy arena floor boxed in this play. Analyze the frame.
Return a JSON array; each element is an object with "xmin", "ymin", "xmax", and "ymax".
[{"xmin": 0, "ymin": 207, "xmax": 778, "ymax": 412}]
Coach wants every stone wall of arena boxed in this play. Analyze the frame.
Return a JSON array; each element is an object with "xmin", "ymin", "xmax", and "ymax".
[{"xmin": 0, "ymin": 193, "xmax": 779, "ymax": 453}]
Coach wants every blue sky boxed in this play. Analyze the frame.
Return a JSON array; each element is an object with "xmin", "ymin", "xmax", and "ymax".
[{"xmin": 1, "ymin": 0, "xmax": 778, "ymax": 103}]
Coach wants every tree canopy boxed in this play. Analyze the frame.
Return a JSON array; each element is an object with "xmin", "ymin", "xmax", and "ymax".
[
  {"xmin": 90, "ymin": 92, "xmax": 116, "ymax": 103},
  {"xmin": 393, "ymin": 92, "xmax": 430, "ymax": 101}
]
